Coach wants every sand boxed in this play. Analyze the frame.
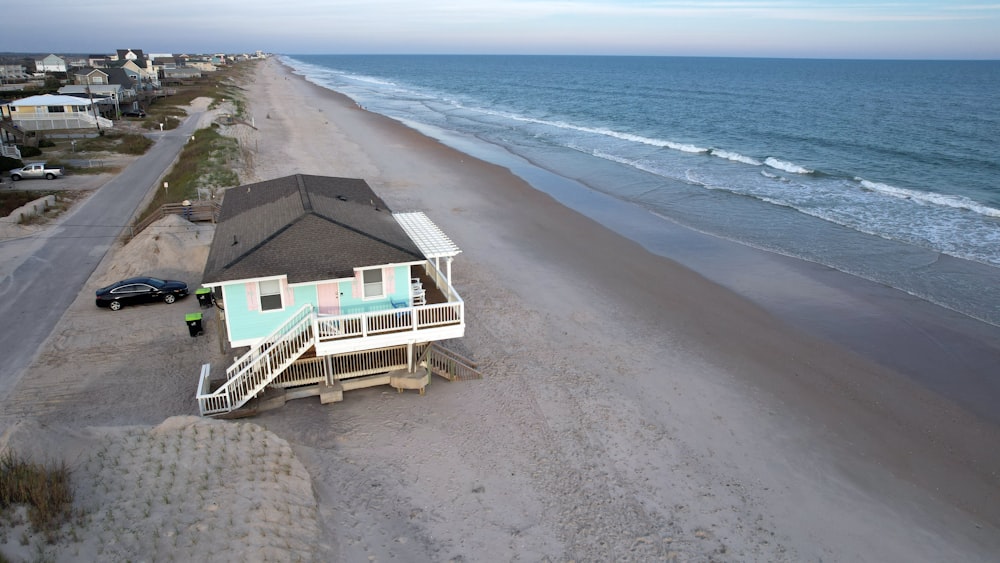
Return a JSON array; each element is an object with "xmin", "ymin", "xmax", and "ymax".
[{"xmin": 1, "ymin": 57, "xmax": 998, "ymax": 562}]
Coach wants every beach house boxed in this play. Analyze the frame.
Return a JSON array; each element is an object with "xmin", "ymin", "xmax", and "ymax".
[
  {"xmin": 195, "ymin": 174, "xmax": 476, "ymax": 417},
  {"xmin": 6, "ymin": 94, "xmax": 113, "ymax": 131}
]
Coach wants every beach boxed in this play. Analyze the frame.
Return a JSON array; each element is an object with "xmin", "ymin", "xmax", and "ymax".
[{"xmin": 2, "ymin": 57, "xmax": 999, "ymax": 562}]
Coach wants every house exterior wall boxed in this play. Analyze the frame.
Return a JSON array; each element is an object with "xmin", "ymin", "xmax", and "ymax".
[
  {"xmin": 37, "ymin": 55, "xmax": 67, "ymax": 73},
  {"xmin": 220, "ymin": 266, "xmax": 413, "ymax": 347}
]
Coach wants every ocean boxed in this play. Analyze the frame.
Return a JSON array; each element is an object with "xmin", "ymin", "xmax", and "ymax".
[{"xmin": 282, "ymin": 55, "xmax": 1000, "ymax": 327}]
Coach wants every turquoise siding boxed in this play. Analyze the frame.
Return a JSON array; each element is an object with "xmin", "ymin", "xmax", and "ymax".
[
  {"xmin": 338, "ymin": 267, "xmax": 410, "ymax": 315},
  {"xmin": 223, "ymin": 266, "xmax": 413, "ymax": 344}
]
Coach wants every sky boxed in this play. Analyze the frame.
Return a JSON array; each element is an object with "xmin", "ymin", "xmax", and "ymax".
[{"xmin": 6, "ymin": 1, "xmax": 1000, "ymax": 59}]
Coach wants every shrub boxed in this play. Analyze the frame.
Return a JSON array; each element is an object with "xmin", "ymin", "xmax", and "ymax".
[
  {"xmin": 17, "ymin": 146, "xmax": 42, "ymax": 158},
  {"xmin": 37, "ymin": 139, "xmax": 56, "ymax": 148},
  {"xmin": 0, "ymin": 156, "xmax": 24, "ymax": 172}
]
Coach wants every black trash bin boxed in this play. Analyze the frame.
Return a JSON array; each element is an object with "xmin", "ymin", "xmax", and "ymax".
[
  {"xmin": 195, "ymin": 287, "xmax": 212, "ymax": 308},
  {"xmin": 186, "ymin": 312, "xmax": 204, "ymax": 337}
]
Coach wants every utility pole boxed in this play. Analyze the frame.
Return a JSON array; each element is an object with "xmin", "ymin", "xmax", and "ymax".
[{"xmin": 86, "ymin": 75, "xmax": 102, "ymax": 135}]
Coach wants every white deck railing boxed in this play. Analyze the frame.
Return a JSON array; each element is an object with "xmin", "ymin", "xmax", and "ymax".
[
  {"xmin": 197, "ymin": 304, "xmax": 315, "ymax": 416},
  {"xmin": 315, "ymin": 301, "xmax": 462, "ymax": 343},
  {"xmin": 196, "ymin": 262, "xmax": 466, "ymax": 415},
  {"xmin": 12, "ymin": 112, "xmax": 114, "ymax": 130}
]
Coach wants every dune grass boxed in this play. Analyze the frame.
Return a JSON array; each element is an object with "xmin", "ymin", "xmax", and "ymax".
[{"xmin": 0, "ymin": 450, "xmax": 73, "ymax": 532}]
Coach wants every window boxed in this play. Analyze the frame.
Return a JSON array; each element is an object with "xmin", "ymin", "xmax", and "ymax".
[
  {"xmin": 259, "ymin": 279, "xmax": 283, "ymax": 311},
  {"xmin": 46, "ymin": 106, "xmax": 66, "ymax": 113},
  {"xmin": 362, "ymin": 269, "xmax": 383, "ymax": 298}
]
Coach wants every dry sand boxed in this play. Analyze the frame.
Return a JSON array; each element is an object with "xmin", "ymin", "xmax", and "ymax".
[{"xmin": 2, "ymin": 57, "xmax": 999, "ymax": 562}]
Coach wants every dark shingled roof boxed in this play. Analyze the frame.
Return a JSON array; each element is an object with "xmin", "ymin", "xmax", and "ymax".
[{"xmin": 202, "ymin": 175, "xmax": 424, "ymax": 284}]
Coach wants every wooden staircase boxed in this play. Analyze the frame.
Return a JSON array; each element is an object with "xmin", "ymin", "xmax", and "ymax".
[
  {"xmin": 420, "ymin": 343, "xmax": 483, "ymax": 381},
  {"xmin": 0, "ymin": 119, "xmax": 26, "ymax": 146},
  {"xmin": 197, "ymin": 305, "xmax": 316, "ymax": 416}
]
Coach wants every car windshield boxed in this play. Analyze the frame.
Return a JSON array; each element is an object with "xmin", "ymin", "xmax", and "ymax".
[{"xmin": 146, "ymin": 277, "xmax": 166, "ymax": 286}]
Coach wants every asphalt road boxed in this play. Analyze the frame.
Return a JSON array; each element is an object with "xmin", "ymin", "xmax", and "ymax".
[{"xmin": 0, "ymin": 112, "xmax": 204, "ymax": 401}]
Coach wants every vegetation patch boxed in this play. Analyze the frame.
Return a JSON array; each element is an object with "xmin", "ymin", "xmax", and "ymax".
[
  {"xmin": 15, "ymin": 192, "xmax": 88, "ymax": 225},
  {"xmin": 76, "ymin": 133, "xmax": 153, "ymax": 155},
  {"xmin": 134, "ymin": 127, "xmax": 240, "ymax": 225},
  {"xmin": 0, "ymin": 190, "xmax": 57, "ymax": 217},
  {"xmin": 0, "ymin": 156, "xmax": 23, "ymax": 173},
  {"xmin": 60, "ymin": 164, "xmax": 122, "ymax": 176},
  {"xmin": 0, "ymin": 450, "xmax": 73, "ymax": 533}
]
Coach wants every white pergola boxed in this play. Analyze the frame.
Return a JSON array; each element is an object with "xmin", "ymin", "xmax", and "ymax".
[{"xmin": 394, "ymin": 212, "xmax": 462, "ymax": 284}]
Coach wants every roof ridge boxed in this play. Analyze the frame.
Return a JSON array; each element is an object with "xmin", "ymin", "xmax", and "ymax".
[
  {"xmin": 296, "ymin": 174, "xmax": 312, "ymax": 212},
  {"xmin": 310, "ymin": 212, "xmax": 424, "ymax": 260}
]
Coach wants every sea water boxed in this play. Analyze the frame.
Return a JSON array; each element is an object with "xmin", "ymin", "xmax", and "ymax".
[{"xmin": 282, "ymin": 55, "xmax": 1000, "ymax": 326}]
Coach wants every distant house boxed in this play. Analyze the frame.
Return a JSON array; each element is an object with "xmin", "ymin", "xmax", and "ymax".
[
  {"xmin": 6, "ymin": 94, "xmax": 113, "ymax": 131},
  {"xmin": 87, "ymin": 54, "xmax": 111, "ymax": 68},
  {"xmin": 116, "ymin": 49, "xmax": 148, "ymax": 69},
  {"xmin": 107, "ymin": 60, "xmax": 143, "ymax": 86},
  {"xmin": 115, "ymin": 48, "xmax": 159, "ymax": 88},
  {"xmin": 195, "ymin": 175, "xmax": 471, "ymax": 416},
  {"xmin": 161, "ymin": 67, "xmax": 202, "ymax": 82},
  {"xmin": 35, "ymin": 54, "xmax": 67, "ymax": 73},
  {"xmin": 57, "ymin": 83, "xmax": 130, "ymax": 116},
  {"xmin": 74, "ymin": 68, "xmax": 109, "ymax": 86},
  {"xmin": 61, "ymin": 68, "xmax": 137, "ymax": 110},
  {"xmin": 0, "ymin": 64, "xmax": 28, "ymax": 81}
]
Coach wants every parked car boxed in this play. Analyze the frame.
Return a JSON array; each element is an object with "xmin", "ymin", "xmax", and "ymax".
[
  {"xmin": 96, "ymin": 277, "xmax": 189, "ymax": 311},
  {"xmin": 9, "ymin": 162, "xmax": 63, "ymax": 181},
  {"xmin": 122, "ymin": 109, "xmax": 147, "ymax": 118}
]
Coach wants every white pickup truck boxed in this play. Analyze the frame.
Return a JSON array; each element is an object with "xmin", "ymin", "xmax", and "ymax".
[{"xmin": 9, "ymin": 162, "xmax": 64, "ymax": 181}]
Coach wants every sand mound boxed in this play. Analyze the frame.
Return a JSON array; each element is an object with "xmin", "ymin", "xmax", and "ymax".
[
  {"xmin": 0, "ymin": 416, "xmax": 320, "ymax": 562},
  {"xmin": 96, "ymin": 214, "xmax": 213, "ymax": 286}
]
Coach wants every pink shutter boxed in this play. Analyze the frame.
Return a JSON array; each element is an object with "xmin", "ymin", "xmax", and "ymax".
[
  {"xmin": 282, "ymin": 278, "xmax": 294, "ymax": 307},
  {"xmin": 353, "ymin": 270, "xmax": 362, "ymax": 298},
  {"xmin": 384, "ymin": 267, "xmax": 395, "ymax": 294},
  {"xmin": 246, "ymin": 282, "xmax": 259, "ymax": 311}
]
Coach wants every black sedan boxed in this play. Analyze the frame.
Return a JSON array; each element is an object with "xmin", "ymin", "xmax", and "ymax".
[{"xmin": 96, "ymin": 277, "xmax": 189, "ymax": 311}]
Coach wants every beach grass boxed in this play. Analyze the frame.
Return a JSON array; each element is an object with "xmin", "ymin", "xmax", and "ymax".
[
  {"xmin": 0, "ymin": 450, "xmax": 73, "ymax": 533},
  {"xmin": 73, "ymin": 132, "xmax": 154, "ymax": 156},
  {"xmin": 133, "ymin": 126, "xmax": 240, "ymax": 225},
  {"xmin": 0, "ymin": 191, "xmax": 58, "ymax": 217}
]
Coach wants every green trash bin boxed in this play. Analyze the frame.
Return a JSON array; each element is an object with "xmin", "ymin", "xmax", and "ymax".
[
  {"xmin": 195, "ymin": 287, "xmax": 212, "ymax": 308},
  {"xmin": 186, "ymin": 312, "xmax": 204, "ymax": 337}
]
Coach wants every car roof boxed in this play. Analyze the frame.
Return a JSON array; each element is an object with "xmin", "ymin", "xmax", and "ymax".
[{"xmin": 118, "ymin": 276, "xmax": 156, "ymax": 284}]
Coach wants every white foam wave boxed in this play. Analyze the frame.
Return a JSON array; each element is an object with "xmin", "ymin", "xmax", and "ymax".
[
  {"xmin": 857, "ymin": 178, "xmax": 1000, "ymax": 218},
  {"xmin": 343, "ymin": 74, "xmax": 397, "ymax": 87},
  {"xmin": 585, "ymin": 147, "xmax": 669, "ymax": 177},
  {"xmin": 283, "ymin": 56, "xmax": 397, "ymax": 88},
  {"xmin": 764, "ymin": 157, "xmax": 813, "ymax": 174},
  {"xmin": 469, "ymin": 107, "xmax": 708, "ymax": 154},
  {"xmin": 711, "ymin": 149, "xmax": 762, "ymax": 166}
]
